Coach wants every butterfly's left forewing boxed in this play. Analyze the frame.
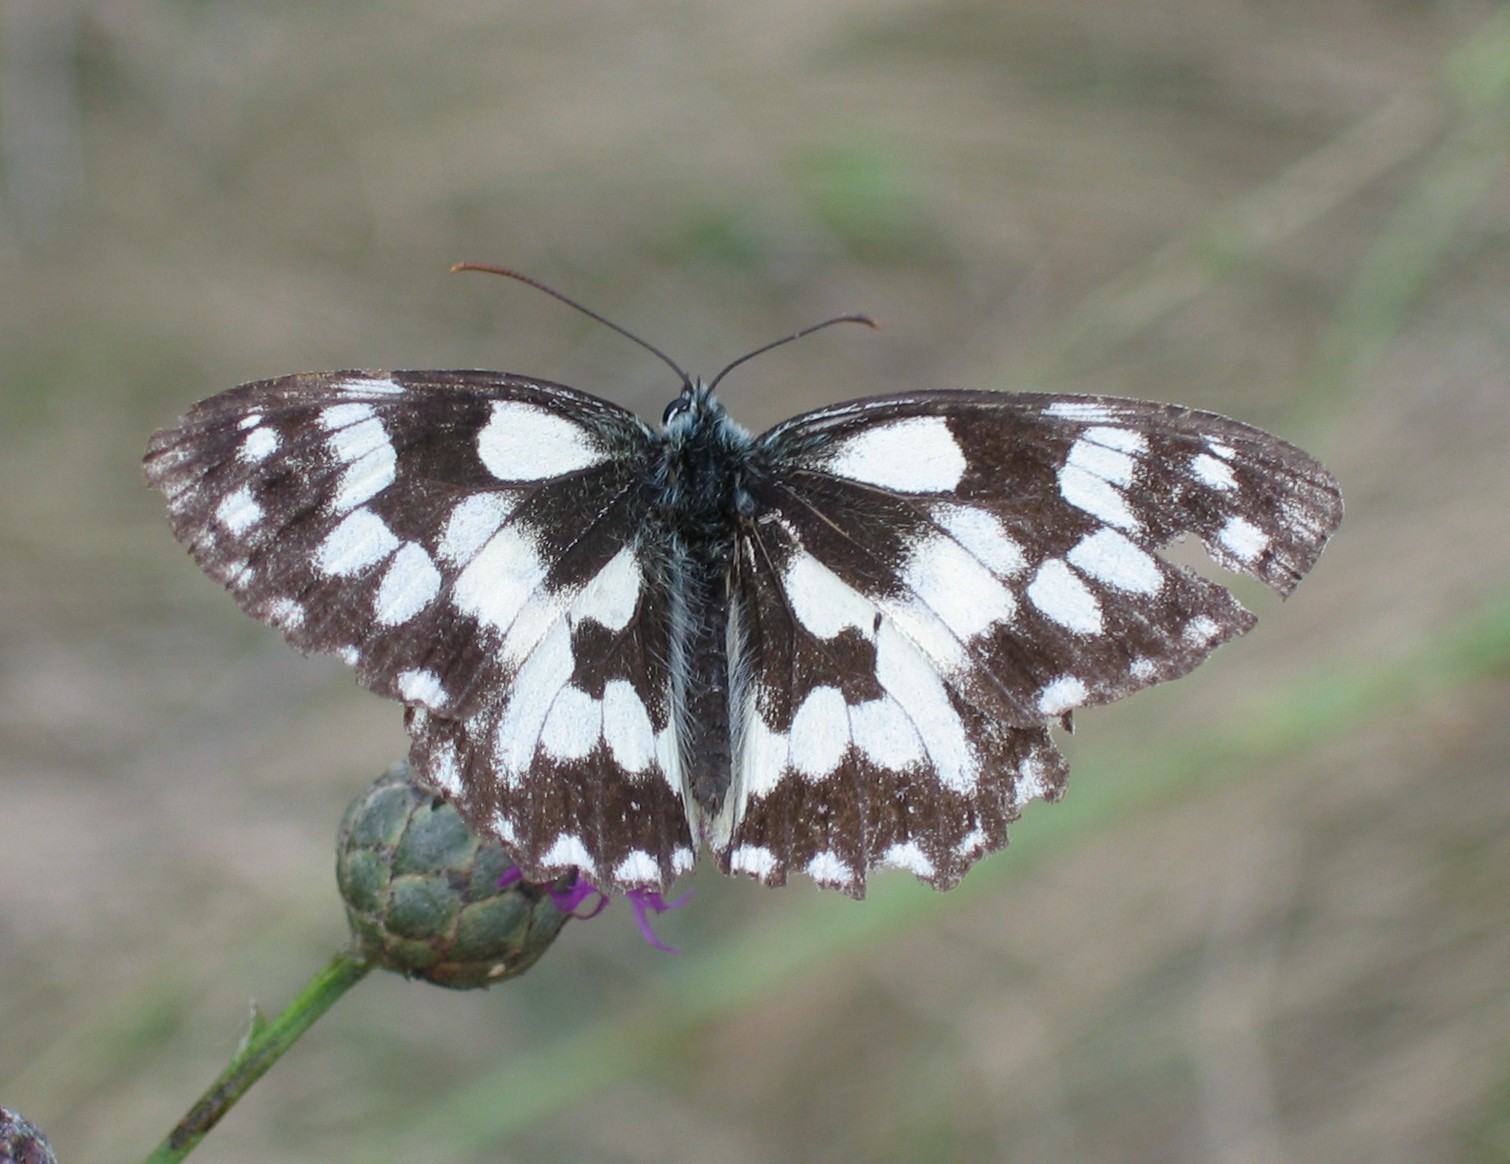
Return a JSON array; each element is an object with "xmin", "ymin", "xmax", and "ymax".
[
  {"xmin": 717, "ymin": 390, "xmax": 1341, "ymax": 895},
  {"xmin": 146, "ymin": 370, "xmax": 693, "ymax": 891}
]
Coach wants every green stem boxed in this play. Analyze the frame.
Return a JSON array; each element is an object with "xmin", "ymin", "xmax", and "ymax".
[{"xmin": 143, "ymin": 949, "xmax": 372, "ymax": 1164}]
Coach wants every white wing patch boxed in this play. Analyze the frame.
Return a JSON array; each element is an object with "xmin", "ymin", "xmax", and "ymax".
[
  {"xmin": 238, "ymin": 425, "xmax": 280, "ymax": 463},
  {"xmin": 477, "ymin": 401, "xmax": 608, "ymax": 480},
  {"xmin": 727, "ymin": 845, "xmax": 778, "ymax": 879},
  {"xmin": 1183, "ymin": 615, "xmax": 1222, "ymax": 645},
  {"xmin": 1217, "ymin": 515, "xmax": 1269, "ymax": 561},
  {"xmin": 438, "ymin": 493, "xmax": 519, "ymax": 565},
  {"xmin": 453, "ymin": 522, "xmax": 549, "ymax": 641},
  {"xmin": 1037, "ymin": 675, "xmax": 1087, "ymax": 715},
  {"xmin": 614, "ymin": 851, "xmax": 662, "ymax": 884},
  {"xmin": 374, "ymin": 542, "xmax": 442, "ymax": 625},
  {"xmin": 540, "ymin": 685, "xmax": 601, "ymax": 762},
  {"xmin": 874, "ymin": 619, "xmax": 975, "ymax": 792},
  {"xmin": 1081, "ymin": 425, "xmax": 1147, "ymax": 456},
  {"xmin": 887, "ymin": 589, "xmax": 969, "ymax": 674},
  {"xmin": 541, "ymin": 833, "xmax": 595, "ymax": 875},
  {"xmin": 601, "ymin": 679, "xmax": 657, "ymax": 771},
  {"xmin": 901, "ymin": 529, "xmax": 1017, "ymax": 640},
  {"xmin": 737, "ymin": 714, "xmax": 790, "ymax": 801},
  {"xmin": 214, "ymin": 485, "xmax": 263, "ymax": 535},
  {"xmin": 572, "ymin": 545, "xmax": 642, "ymax": 632},
  {"xmin": 931, "ymin": 503, "xmax": 1026, "ymax": 575},
  {"xmin": 1059, "ymin": 461, "xmax": 1137, "ymax": 531},
  {"xmin": 1044, "ymin": 400, "xmax": 1114, "ymax": 423},
  {"xmin": 266, "ymin": 597, "xmax": 305, "ymax": 630},
  {"xmin": 1011, "ymin": 755, "xmax": 1055, "ymax": 806},
  {"xmin": 397, "ymin": 668, "xmax": 449, "ymax": 709},
  {"xmin": 494, "ymin": 618, "xmax": 576, "ymax": 774},
  {"xmin": 1065, "ymin": 528, "xmax": 1162, "ymax": 594},
  {"xmin": 879, "ymin": 840, "xmax": 934, "ymax": 877},
  {"xmin": 848, "ymin": 695, "xmax": 926, "ymax": 770},
  {"xmin": 1191, "ymin": 452, "xmax": 1237, "ymax": 490},
  {"xmin": 316, "ymin": 509, "xmax": 400, "ymax": 576},
  {"xmin": 789, "ymin": 685, "xmax": 851, "ymax": 776},
  {"xmin": 426, "ymin": 738, "xmax": 464, "ymax": 797},
  {"xmin": 820, "ymin": 416, "xmax": 966, "ymax": 492},
  {"xmin": 786, "ymin": 551, "xmax": 877, "ymax": 640},
  {"xmin": 806, "ymin": 851, "xmax": 854, "ymax": 887},
  {"xmin": 1068, "ymin": 430, "xmax": 1139, "ymax": 486},
  {"xmin": 324, "ymin": 405, "xmax": 397, "ymax": 514},
  {"xmin": 1026, "ymin": 558, "xmax": 1103, "ymax": 635},
  {"xmin": 333, "ymin": 375, "xmax": 406, "ymax": 396}
]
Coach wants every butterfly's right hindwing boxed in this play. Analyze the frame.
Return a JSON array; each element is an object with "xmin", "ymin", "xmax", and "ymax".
[{"xmin": 405, "ymin": 556, "xmax": 695, "ymax": 893}]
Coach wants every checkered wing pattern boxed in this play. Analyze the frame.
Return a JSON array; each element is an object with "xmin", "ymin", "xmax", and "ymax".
[
  {"xmin": 716, "ymin": 391, "xmax": 1342, "ymax": 895},
  {"xmin": 145, "ymin": 371, "xmax": 694, "ymax": 890}
]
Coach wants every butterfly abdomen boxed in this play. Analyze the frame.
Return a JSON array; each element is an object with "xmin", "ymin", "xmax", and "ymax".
[{"xmin": 657, "ymin": 387, "xmax": 757, "ymax": 822}]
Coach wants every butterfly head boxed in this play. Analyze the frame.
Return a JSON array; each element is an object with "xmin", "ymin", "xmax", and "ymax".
[
  {"xmin": 661, "ymin": 378, "xmax": 719, "ymax": 431},
  {"xmin": 654, "ymin": 378, "xmax": 757, "ymax": 527},
  {"xmin": 659, "ymin": 379, "xmax": 753, "ymax": 457}
]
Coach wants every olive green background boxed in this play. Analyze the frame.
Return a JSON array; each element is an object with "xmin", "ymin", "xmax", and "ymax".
[{"xmin": 3, "ymin": 3, "xmax": 1509, "ymax": 1161}]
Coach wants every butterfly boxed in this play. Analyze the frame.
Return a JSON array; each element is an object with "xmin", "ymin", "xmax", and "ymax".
[{"xmin": 144, "ymin": 271, "xmax": 1342, "ymax": 898}]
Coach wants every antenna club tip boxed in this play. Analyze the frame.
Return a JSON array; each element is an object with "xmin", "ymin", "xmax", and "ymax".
[{"xmin": 451, "ymin": 261, "xmax": 532, "ymax": 282}]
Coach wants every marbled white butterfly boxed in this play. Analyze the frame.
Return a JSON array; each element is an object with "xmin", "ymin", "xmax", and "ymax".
[{"xmin": 145, "ymin": 271, "xmax": 1342, "ymax": 897}]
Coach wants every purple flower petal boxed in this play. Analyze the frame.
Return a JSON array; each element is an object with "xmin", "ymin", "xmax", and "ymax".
[
  {"xmin": 496, "ymin": 865, "xmax": 689, "ymax": 948},
  {"xmin": 548, "ymin": 878, "xmax": 610, "ymax": 918},
  {"xmin": 625, "ymin": 887, "xmax": 693, "ymax": 953}
]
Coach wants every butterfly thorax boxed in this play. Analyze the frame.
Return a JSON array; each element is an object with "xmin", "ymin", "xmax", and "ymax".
[{"xmin": 657, "ymin": 382, "xmax": 756, "ymax": 823}]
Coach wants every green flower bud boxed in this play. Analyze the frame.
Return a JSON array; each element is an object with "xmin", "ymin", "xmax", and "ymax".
[
  {"xmin": 336, "ymin": 763, "xmax": 571, "ymax": 989},
  {"xmin": 0, "ymin": 1107, "xmax": 57, "ymax": 1164}
]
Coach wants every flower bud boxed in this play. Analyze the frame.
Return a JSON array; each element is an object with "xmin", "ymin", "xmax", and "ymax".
[
  {"xmin": 336, "ymin": 763, "xmax": 570, "ymax": 988},
  {"xmin": 0, "ymin": 1108, "xmax": 57, "ymax": 1164}
]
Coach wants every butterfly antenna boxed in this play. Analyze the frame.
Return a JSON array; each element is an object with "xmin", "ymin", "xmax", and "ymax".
[
  {"xmin": 451, "ymin": 262, "xmax": 693, "ymax": 389},
  {"xmin": 706, "ymin": 313, "xmax": 879, "ymax": 394}
]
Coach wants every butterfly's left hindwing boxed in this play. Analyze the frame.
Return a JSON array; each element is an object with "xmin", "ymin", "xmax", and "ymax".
[
  {"xmin": 719, "ymin": 510, "xmax": 1069, "ymax": 894},
  {"xmin": 146, "ymin": 370, "xmax": 693, "ymax": 890}
]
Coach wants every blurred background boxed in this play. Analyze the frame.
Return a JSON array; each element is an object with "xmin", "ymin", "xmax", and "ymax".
[{"xmin": 3, "ymin": 2, "xmax": 1508, "ymax": 1161}]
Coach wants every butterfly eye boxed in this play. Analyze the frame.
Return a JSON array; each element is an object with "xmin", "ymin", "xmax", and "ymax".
[{"xmin": 662, "ymin": 396, "xmax": 690, "ymax": 424}]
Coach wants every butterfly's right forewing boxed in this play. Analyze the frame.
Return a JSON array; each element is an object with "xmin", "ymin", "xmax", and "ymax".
[{"xmin": 147, "ymin": 370, "xmax": 695, "ymax": 891}]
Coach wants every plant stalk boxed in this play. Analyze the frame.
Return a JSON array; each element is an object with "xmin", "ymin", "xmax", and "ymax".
[{"xmin": 143, "ymin": 950, "xmax": 372, "ymax": 1164}]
